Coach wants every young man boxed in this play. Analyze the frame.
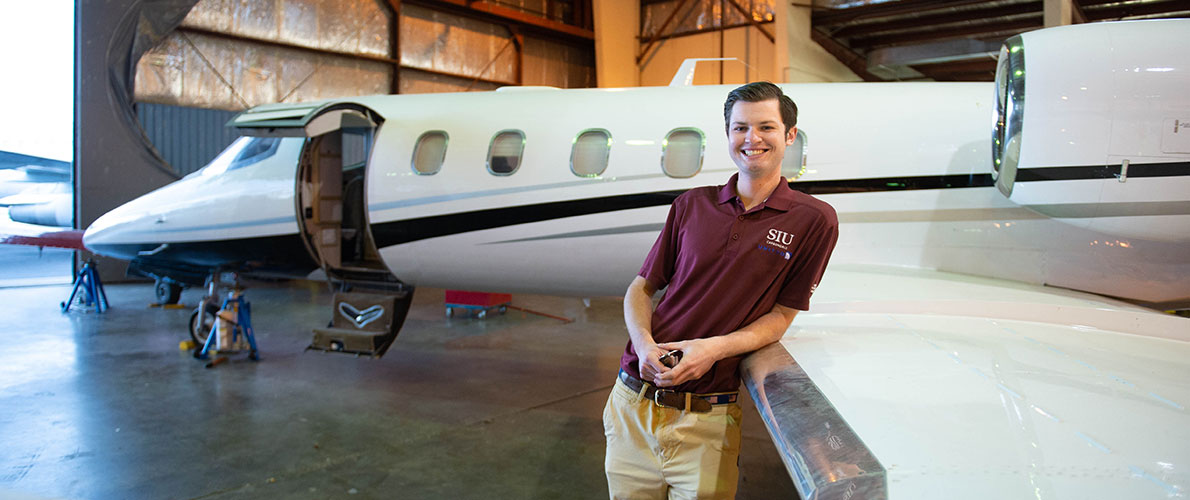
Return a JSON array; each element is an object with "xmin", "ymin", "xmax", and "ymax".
[{"xmin": 603, "ymin": 81, "xmax": 839, "ymax": 499}]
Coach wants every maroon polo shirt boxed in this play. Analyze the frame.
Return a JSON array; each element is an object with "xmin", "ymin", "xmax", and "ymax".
[{"xmin": 621, "ymin": 173, "xmax": 839, "ymax": 394}]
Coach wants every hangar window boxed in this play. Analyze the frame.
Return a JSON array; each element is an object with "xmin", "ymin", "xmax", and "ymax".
[
  {"xmin": 488, "ymin": 130, "xmax": 525, "ymax": 175},
  {"xmin": 781, "ymin": 129, "xmax": 808, "ymax": 180},
  {"xmin": 662, "ymin": 128, "xmax": 704, "ymax": 178},
  {"xmin": 412, "ymin": 131, "xmax": 448, "ymax": 175},
  {"xmin": 571, "ymin": 129, "xmax": 611, "ymax": 177}
]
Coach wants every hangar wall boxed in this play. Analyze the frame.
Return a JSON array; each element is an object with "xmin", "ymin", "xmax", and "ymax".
[
  {"xmin": 76, "ymin": 0, "xmax": 198, "ymax": 282},
  {"xmin": 772, "ymin": 0, "xmax": 859, "ymax": 83},
  {"xmin": 594, "ymin": 0, "xmax": 858, "ymax": 87},
  {"xmin": 135, "ymin": 0, "xmax": 595, "ymax": 111}
]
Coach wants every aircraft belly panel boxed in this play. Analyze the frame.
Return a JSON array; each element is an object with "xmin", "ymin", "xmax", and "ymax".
[{"xmin": 748, "ymin": 266, "xmax": 1190, "ymax": 499}]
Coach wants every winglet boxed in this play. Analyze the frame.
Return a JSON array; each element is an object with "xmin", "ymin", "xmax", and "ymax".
[{"xmin": 669, "ymin": 58, "xmax": 739, "ymax": 87}]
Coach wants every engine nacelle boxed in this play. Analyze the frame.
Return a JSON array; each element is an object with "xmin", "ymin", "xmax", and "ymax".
[{"xmin": 992, "ymin": 19, "xmax": 1190, "ymax": 242}]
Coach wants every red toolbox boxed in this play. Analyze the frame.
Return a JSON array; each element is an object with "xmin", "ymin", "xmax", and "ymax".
[{"xmin": 444, "ymin": 290, "xmax": 511, "ymax": 318}]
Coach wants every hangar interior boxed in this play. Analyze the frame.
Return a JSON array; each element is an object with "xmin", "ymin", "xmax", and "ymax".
[{"xmin": 2, "ymin": 0, "xmax": 1189, "ymax": 499}]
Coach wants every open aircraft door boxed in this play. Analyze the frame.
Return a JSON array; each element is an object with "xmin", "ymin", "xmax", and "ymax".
[{"xmin": 229, "ymin": 102, "xmax": 410, "ymax": 357}]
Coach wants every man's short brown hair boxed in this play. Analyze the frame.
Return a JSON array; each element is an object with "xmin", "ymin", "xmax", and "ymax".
[{"xmin": 723, "ymin": 81, "xmax": 798, "ymax": 133}]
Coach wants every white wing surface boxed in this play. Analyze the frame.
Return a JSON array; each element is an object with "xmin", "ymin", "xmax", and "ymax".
[{"xmin": 744, "ymin": 265, "xmax": 1189, "ymax": 500}]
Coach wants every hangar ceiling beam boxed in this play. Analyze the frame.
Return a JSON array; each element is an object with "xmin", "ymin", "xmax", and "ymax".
[
  {"xmin": 812, "ymin": 0, "xmax": 989, "ymax": 25},
  {"xmin": 403, "ymin": 0, "xmax": 594, "ymax": 44},
  {"xmin": 866, "ymin": 38, "xmax": 1004, "ymax": 68},
  {"xmin": 723, "ymin": 0, "xmax": 774, "ymax": 42},
  {"xmin": 1080, "ymin": 0, "xmax": 1190, "ymax": 21},
  {"xmin": 808, "ymin": 28, "xmax": 882, "ymax": 82},
  {"xmin": 384, "ymin": 0, "xmax": 402, "ymax": 95},
  {"xmin": 174, "ymin": 25, "xmax": 517, "ymax": 89},
  {"xmin": 846, "ymin": 17, "xmax": 1040, "ymax": 49},
  {"xmin": 175, "ymin": 26, "xmax": 399, "ymax": 69},
  {"xmin": 636, "ymin": 0, "xmax": 692, "ymax": 64},
  {"xmin": 827, "ymin": 2, "xmax": 1040, "ymax": 39}
]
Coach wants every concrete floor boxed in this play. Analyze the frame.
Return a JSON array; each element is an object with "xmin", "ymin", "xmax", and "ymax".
[{"xmin": 0, "ymin": 278, "xmax": 798, "ymax": 499}]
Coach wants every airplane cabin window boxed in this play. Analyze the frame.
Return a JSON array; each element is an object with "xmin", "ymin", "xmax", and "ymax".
[
  {"xmin": 571, "ymin": 129, "xmax": 611, "ymax": 177},
  {"xmin": 662, "ymin": 128, "xmax": 704, "ymax": 178},
  {"xmin": 488, "ymin": 130, "xmax": 525, "ymax": 175},
  {"xmin": 781, "ymin": 129, "xmax": 808, "ymax": 180},
  {"xmin": 412, "ymin": 131, "xmax": 448, "ymax": 175}
]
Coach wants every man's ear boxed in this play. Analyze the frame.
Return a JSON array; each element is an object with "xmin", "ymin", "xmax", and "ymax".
[{"xmin": 785, "ymin": 126, "xmax": 797, "ymax": 146}]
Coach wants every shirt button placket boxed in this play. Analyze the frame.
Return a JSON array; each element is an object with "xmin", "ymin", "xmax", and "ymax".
[{"xmin": 726, "ymin": 211, "xmax": 744, "ymax": 257}]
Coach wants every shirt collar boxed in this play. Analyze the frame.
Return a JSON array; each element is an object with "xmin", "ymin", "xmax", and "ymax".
[{"xmin": 717, "ymin": 172, "xmax": 797, "ymax": 212}]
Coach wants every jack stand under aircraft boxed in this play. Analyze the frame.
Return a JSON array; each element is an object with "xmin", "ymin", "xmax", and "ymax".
[
  {"xmin": 61, "ymin": 259, "xmax": 109, "ymax": 313},
  {"xmin": 193, "ymin": 273, "xmax": 259, "ymax": 362}
]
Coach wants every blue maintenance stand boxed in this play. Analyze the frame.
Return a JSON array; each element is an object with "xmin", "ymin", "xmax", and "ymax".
[
  {"xmin": 61, "ymin": 259, "xmax": 109, "ymax": 313},
  {"xmin": 194, "ymin": 288, "xmax": 259, "ymax": 361}
]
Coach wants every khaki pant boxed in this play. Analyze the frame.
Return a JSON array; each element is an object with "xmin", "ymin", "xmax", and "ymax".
[{"xmin": 603, "ymin": 376, "xmax": 743, "ymax": 500}]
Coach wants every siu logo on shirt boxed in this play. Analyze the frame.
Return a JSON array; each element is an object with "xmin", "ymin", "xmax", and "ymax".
[{"xmin": 766, "ymin": 228, "xmax": 795, "ymax": 249}]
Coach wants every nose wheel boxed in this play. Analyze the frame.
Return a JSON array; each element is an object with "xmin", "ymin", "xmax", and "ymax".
[{"xmin": 189, "ymin": 300, "xmax": 220, "ymax": 345}]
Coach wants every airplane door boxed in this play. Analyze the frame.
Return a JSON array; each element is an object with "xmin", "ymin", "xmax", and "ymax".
[
  {"xmin": 310, "ymin": 132, "xmax": 343, "ymax": 269},
  {"xmin": 228, "ymin": 103, "xmax": 397, "ymax": 285}
]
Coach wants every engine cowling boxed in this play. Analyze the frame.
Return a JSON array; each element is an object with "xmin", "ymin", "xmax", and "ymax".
[{"xmin": 992, "ymin": 19, "xmax": 1190, "ymax": 242}]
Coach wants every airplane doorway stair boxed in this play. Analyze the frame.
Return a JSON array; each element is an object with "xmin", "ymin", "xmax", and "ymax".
[{"xmin": 309, "ymin": 289, "xmax": 412, "ymax": 357}]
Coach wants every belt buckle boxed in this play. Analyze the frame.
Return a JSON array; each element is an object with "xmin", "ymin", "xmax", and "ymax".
[{"xmin": 653, "ymin": 388, "xmax": 680, "ymax": 410}]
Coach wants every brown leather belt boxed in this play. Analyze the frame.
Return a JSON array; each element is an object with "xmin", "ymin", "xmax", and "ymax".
[{"xmin": 618, "ymin": 370, "xmax": 738, "ymax": 413}]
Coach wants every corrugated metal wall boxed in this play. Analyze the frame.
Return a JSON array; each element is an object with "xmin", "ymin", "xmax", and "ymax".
[
  {"xmin": 136, "ymin": 0, "xmax": 394, "ymax": 111},
  {"xmin": 135, "ymin": 0, "xmax": 595, "ymax": 107},
  {"xmin": 642, "ymin": 0, "xmax": 772, "ymax": 39},
  {"xmin": 132, "ymin": 0, "xmax": 595, "ymax": 169},
  {"xmin": 136, "ymin": 103, "xmax": 240, "ymax": 176}
]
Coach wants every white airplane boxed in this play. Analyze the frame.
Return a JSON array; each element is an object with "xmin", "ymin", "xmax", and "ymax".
[
  {"xmin": 0, "ymin": 150, "xmax": 72, "ymax": 228},
  {"xmin": 79, "ymin": 19, "xmax": 1188, "ymax": 499}
]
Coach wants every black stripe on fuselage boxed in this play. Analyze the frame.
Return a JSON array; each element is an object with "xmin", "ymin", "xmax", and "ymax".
[
  {"xmin": 370, "ymin": 161, "xmax": 1190, "ymax": 248},
  {"xmin": 370, "ymin": 173, "xmax": 995, "ymax": 248},
  {"xmin": 1016, "ymin": 161, "xmax": 1190, "ymax": 182}
]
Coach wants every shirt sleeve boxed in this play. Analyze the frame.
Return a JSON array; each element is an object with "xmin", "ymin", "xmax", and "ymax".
[
  {"xmin": 777, "ymin": 210, "xmax": 839, "ymax": 311},
  {"xmin": 637, "ymin": 197, "xmax": 684, "ymax": 291}
]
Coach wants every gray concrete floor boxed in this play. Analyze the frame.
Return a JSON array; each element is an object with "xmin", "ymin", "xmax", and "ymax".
[{"xmin": 0, "ymin": 278, "xmax": 798, "ymax": 499}]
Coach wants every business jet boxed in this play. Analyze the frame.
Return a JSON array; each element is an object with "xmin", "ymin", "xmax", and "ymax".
[{"xmin": 78, "ymin": 19, "xmax": 1187, "ymax": 499}]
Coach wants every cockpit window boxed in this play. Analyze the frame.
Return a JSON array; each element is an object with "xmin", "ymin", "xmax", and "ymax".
[
  {"xmin": 193, "ymin": 136, "xmax": 283, "ymax": 177},
  {"xmin": 227, "ymin": 137, "xmax": 281, "ymax": 171}
]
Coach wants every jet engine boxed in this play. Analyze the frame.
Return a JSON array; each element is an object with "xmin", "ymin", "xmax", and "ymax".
[{"xmin": 992, "ymin": 19, "xmax": 1190, "ymax": 242}]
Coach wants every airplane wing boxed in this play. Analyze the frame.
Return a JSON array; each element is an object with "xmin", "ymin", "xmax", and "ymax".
[
  {"xmin": 0, "ymin": 210, "xmax": 83, "ymax": 250},
  {"xmin": 744, "ymin": 264, "xmax": 1189, "ymax": 500}
]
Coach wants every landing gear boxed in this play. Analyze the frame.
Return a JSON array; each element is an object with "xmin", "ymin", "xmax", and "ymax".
[
  {"xmin": 155, "ymin": 278, "xmax": 183, "ymax": 305},
  {"xmin": 190, "ymin": 272, "xmax": 259, "ymax": 361},
  {"xmin": 189, "ymin": 300, "xmax": 220, "ymax": 345}
]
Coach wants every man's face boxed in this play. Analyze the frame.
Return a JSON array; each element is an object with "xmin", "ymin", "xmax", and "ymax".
[{"xmin": 727, "ymin": 99, "xmax": 796, "ymax": 180}]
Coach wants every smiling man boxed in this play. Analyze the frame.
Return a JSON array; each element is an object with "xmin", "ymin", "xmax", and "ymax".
[{"xmin": 603, "ymin": 82, "xmax": 839, "ymax": 499}]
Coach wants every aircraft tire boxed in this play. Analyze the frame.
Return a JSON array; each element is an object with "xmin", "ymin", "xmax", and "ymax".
[
  {"xmin": 155, "ymin": 279, "xmax": 183, "ymax": 305},
  {"xmin": 189, "ymin": 303, "xmax": 220, "ymax": 346}
]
